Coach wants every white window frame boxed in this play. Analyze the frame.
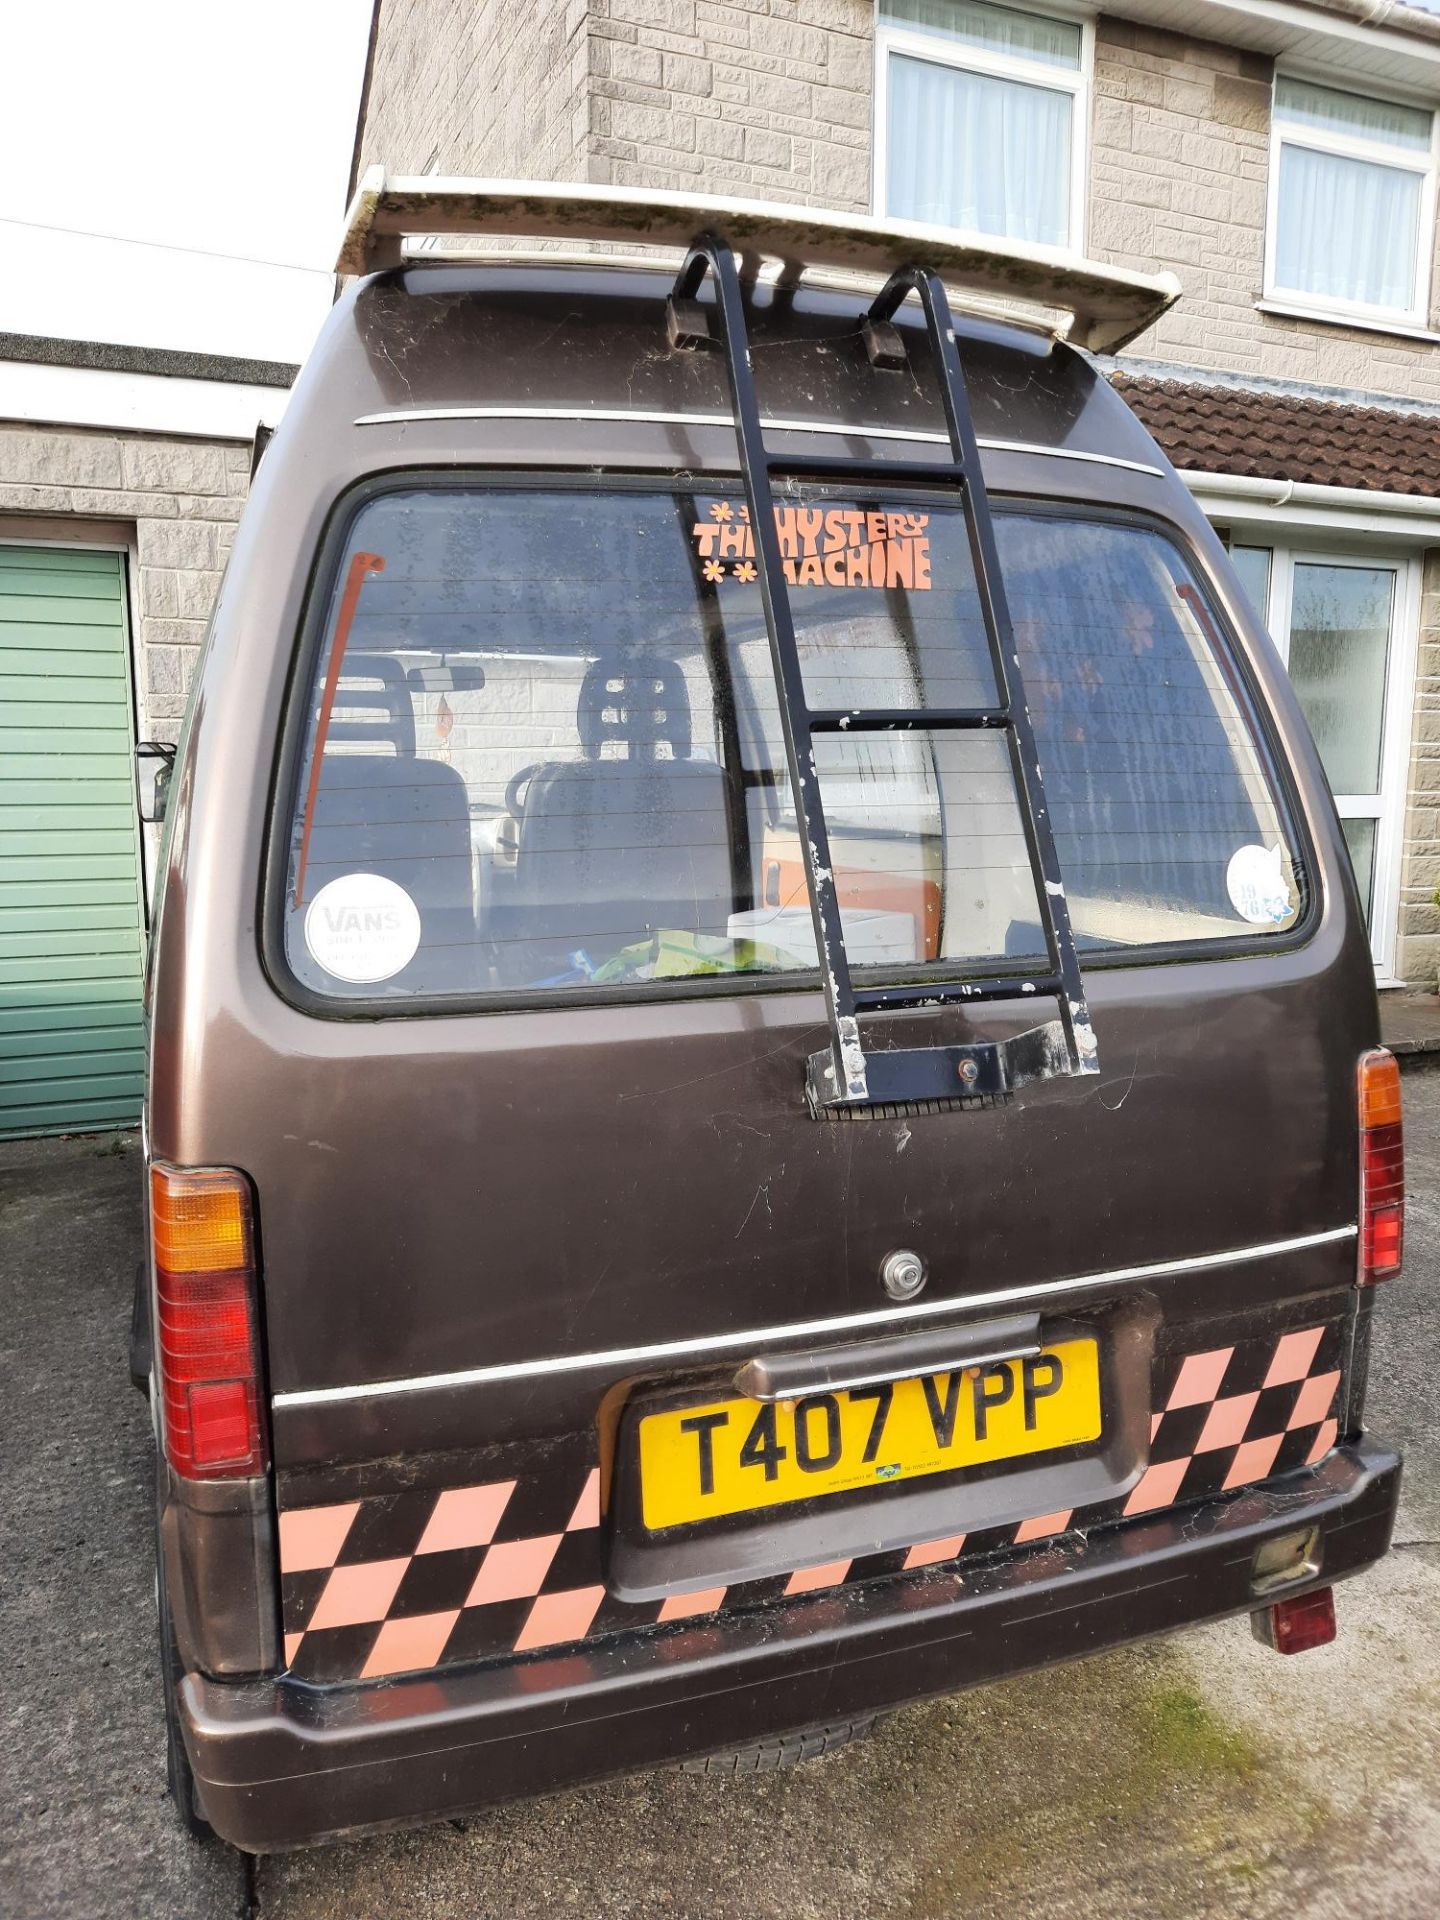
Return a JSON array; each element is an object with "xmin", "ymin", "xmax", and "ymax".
[
  {"xmin": 1263, "ymin": 70, "xmax": 1440, "ymax": 332},
  {"xmin": 872, "ymin": 2, "xmax": 1093, "ymax": 258},
  {"xmin": 1235, "ymin": 539, "xmax": 1421, "ymax": 980}
]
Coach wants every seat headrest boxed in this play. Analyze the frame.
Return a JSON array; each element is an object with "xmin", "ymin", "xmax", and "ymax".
[
  {"xmin": 577, "ymin": 655, "xmax": 691, "ymax": 762},
  {"xmin": 329, "ymin": 653, "xmax": 417, "ymax": 757}
]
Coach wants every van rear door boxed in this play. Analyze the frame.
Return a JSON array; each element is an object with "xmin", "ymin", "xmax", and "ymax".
[{"xmin": 253, "ymin": 476, "xmax": 1363, "ymax": 1686}]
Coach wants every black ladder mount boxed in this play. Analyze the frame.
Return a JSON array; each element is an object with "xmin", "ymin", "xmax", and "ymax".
[{"xmin": 668, "ymin": 234, "xmax": 1100, "ymax": 1117}]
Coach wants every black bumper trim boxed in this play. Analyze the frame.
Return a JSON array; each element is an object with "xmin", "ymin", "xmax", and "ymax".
[{"xmin": 184, "ymin": 1438, "xmax": 1400, "ymax": 1851}]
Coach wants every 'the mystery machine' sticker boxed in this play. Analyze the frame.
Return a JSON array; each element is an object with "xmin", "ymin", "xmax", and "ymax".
[
  {"xmin": 691, "ymin": 500, "xmax": 932, "ymax": 589},
  {"xmin": 1226, "ymin": 843, "xmax": 1295, "ymax": 926},
  {"xmin": 304, "ymin": 873, "xmax": 421, "ymax": 982}
]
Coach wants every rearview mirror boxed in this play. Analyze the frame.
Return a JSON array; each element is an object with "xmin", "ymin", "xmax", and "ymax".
[
  {"xmin": 407, "ymin": 662, "xmax": 486, "ymax": 694},
  {"xmin": 136, "ymin": 740, "xmax": 177, "ymax": 825}
]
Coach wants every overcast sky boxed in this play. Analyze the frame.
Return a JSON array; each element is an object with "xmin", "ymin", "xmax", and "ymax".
[{"xmin": 0, "ymin": 0, "xmax": 372, "ymax": 365}]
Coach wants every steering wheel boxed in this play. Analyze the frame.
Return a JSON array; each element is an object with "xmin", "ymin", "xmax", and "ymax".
[{"xmin": 504, "ymin": 762, "xmax": 542, "ymax": 821}]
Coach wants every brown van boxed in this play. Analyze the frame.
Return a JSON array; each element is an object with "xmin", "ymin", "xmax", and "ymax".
[{"xmin": 136, "ymin": 179, "xmax": 1403, "ymax": 1851}]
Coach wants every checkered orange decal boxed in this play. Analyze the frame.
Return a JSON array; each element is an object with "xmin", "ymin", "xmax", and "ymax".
[{"xmin": 278, "ymin": 1320, "xmax": 1344, "ymax": 1686}]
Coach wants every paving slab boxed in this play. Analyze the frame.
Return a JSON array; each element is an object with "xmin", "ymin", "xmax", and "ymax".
[{"xmin": 0, "ymin": 1133, "xmax": 247, "ymax": 1920}]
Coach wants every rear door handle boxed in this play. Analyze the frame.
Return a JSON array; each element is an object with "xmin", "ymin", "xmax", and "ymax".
[{"xmin": 733, "ymin": 1313, "xmax": 1042, "ymax": 1402}]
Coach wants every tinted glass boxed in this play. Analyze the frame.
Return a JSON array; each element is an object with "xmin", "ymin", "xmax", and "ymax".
[{"xmin": 279, "ymin": 487, "xmax": 1302, "ymax": 1004}]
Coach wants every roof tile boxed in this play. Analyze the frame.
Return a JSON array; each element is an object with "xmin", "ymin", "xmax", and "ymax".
[{"xmin": 1110, "ymin": 374, "xmax": 1440, "ymax": 499}]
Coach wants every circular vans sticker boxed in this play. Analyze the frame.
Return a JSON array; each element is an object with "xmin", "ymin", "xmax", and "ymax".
[
  {"xmin": 1226, "ymin": 843, "xmax": 1294, "ymax": 927},
  {"xmin": 304, "ymin": 873, "xmax": 421, "ymax": 982}
]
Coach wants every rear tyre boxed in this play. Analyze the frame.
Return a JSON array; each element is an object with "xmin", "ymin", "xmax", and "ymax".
[
  {"xmin": 680, "ymin": 1714, "xmax": 888, "ymax": 1776},
  {"xmin": 154, "ymin": 1506, "xmax": 214, "ymax": 1840}
]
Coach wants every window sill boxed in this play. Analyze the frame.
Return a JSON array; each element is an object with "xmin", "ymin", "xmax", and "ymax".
[{"xmin": 1254, "ymin": 299, "xmax": 1440, "ymax": 346}]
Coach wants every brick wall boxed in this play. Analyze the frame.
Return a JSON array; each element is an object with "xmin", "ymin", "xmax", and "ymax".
[{"xmin": 0, "ymin": 424, "xmax": 249, "ymax": 740}]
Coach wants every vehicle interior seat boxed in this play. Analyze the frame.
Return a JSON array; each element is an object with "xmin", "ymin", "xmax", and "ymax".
[
  {"xmin": 305, "ymin": 654, "xmax": 480, "ymax": 990},
  {"xmin": 495, "ymin": 654, "xmax": 734, "ymax": 983}
]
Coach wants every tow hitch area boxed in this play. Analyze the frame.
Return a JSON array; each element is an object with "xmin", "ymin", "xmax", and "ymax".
[{"xmin": 1251, "ymin": 1585, "xmax": 1338, "ymax": 1655}]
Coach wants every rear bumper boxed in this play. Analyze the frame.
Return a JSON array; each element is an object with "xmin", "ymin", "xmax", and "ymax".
[{"xmin": 185, "ymin": 1437, "xmax": 1400, "ymax": 1851}]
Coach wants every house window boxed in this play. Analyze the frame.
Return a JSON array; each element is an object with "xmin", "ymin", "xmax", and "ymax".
[
  {"xmin": 1231, "ymin": 542, "xmax": 1420, "ymax": 976},
  {"xmin": 875, "ymin": 1, "xmax": 1089, "ymax": 252},
  {"xmin": 1266, "ymin": 76, "xmax": 1438, "ymax": 326}
]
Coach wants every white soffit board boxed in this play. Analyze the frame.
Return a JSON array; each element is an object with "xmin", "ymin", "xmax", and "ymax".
[
  {"xmin": 0, "ymin": 361, "xmax": 287, "ymax": 441},
  {"xmin": 1115, "ymin": 0, "xmax": 1440, "ymax": 91}
]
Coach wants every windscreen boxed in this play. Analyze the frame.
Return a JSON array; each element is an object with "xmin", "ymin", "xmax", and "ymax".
[{"xmin": 278, "ymin": 484, "xmax": 1302, "ymax": 1002}]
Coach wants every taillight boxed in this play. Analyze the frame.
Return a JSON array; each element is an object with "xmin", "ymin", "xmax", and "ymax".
[
  {"xmin": 1358, "ymin": 1048, "xmax": 1403, "ymax": 1286},
  {"xmin": 150, "ymin": 1165, "xmax": 267, "ymax": 1478}
]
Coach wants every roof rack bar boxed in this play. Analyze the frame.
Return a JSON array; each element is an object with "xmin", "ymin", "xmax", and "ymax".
[
  {"xmin": 808, "ymin": 708, "xmax": 1008, "ymax": 732},
  {"xmin": 339, "ymin": 172, "xmax": 1181, "ymax": 354}
]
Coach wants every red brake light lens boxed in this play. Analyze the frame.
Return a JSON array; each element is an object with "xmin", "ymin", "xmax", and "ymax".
[
  {"xmin": 150, "ymin": 1165, "xmax": 267, "ymax": 1478},
  {"xmin": 1258, "ymin": 1585, "xmax": 1337, "ymax": 1655},
  {"xmin": 1358, "ymin": 1049, "xmax": 1404, "ymax": 1286}
]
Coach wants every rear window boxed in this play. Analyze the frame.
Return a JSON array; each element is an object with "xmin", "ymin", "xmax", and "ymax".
[{"xmin": 277, "ymin": 483, "xmax": 1303, "ymax": 1003}]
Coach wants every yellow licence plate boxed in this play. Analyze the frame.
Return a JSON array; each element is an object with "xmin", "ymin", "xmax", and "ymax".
[{"xmin": 638, "ymin": 1338, "xmax": 1102, "ymax": 1531}]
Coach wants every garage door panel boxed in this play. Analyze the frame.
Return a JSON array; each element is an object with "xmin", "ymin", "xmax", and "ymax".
[
  {"xmin": 0, "ymin": 758, "xmax": 134, "ymax": 787},
  {"xmin": 0, "ymin": 549, "xmax": 145, "ymax": 1137},
  {"xmin": 0, "ymin": 568, "xmax": 130, "ymax": 598},
  {"xmin": 0, "ymin": 924, "xmax": 143, "ymax": 960},
  {"xmin": 3, "ymin": 1022, "xmax": 146, "ymax": 1060},
  {"xmin": 1, "ymin": 726, "xmax": 133, "ymax": 755},
  {"xmin": 1, "ymin": 1089, "xmax": 145, "ymax": 1136},
  {"xmin": 0, "ymin": 875, "xmax": 144, "ymax": 908},
  {"xmin": 0, "ymin": 797, "xmax": 141, "ymax": 834},
  {"xmin": 0, "ymin": 989, "xmax": 144, "ymax": 1032},
  {"xmin": 0, "ymin": 648, "xmax": 127, "ymax": 678},
  {"xmin": 0, "ymin": 903, "xmax": 146, "ymax": 936}
]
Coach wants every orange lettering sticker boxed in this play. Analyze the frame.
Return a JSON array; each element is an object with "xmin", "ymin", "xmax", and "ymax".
[{"xmin": 690, "ymin": 500, "xmax": 931, "ymax": 590}]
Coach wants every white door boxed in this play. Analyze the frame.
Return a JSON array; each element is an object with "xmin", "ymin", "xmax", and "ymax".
[{"xmin": 1229, "ymin": 543, "xmax": 1419, "ymax": 978}]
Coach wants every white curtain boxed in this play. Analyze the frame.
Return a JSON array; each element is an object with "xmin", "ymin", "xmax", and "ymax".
[
  {"xmin": 1275, "ymin": 76, "xmax": 1430, "ymax": 152},
  {"xmin": 887, "ymin": 53, "xmax": 1072, "ymax": 246},
  {"xmin": 881, "ymin": 0, "xmax": 1081, "ymax": 68},
  {"xmin": 1274, "ymin": 143, "xmax": 1421, "ymax": 311}
]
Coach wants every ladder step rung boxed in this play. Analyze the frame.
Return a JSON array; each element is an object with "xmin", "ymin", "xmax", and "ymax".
[
  {"xmin": 852, "ymin": 976, "xmax": 1063, "ymax": 1012},
  {"xmin": 809, "ymin": 708, "xmax": 1008, "ymax": 733},
  {"xmin": 765, "ymin": 454, "xmax": 966, "ymax": 485}
]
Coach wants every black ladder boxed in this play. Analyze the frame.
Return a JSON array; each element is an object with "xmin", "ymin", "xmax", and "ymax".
[{"xmin": 668, "ymin": 235, "xmax": 1100, "ymax": 1115}]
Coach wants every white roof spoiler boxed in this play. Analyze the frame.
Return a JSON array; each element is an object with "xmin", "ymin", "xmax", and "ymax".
[{"xmin": 338, "ymin": 169, "xmax": 1181, "ymax": 355}]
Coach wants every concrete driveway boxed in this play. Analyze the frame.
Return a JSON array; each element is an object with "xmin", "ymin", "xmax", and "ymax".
[{"xmin": 3, "ymin": 1083, "xmax": 1438, "ymax": 1920}]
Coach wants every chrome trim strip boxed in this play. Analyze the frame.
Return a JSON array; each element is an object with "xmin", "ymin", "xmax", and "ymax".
[
  {"xmin": 350, "ymin": 405, "xmax": 1165, "ymax": 477},
  {"xmin": 272, "ymin": 1226, "xmax": 1357, "ymax": 1410}
]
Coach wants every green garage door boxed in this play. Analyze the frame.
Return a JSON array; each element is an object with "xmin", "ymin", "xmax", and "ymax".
[{"xmin": 0, "ymin": 546, "xmax": 146, "ymax": 1138}]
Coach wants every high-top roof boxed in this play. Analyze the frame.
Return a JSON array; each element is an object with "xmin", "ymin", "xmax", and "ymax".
[{"xmin": 337, "ymin": 171, "xmax": 1181, "ymax": 356}]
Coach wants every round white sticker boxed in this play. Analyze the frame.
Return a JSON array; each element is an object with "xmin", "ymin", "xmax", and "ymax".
[
  {"xmin": 304, "ymin": 873, "xmax": 421, "ymax": 982},
  {"xmin": 1226, "ymin": 844, "xmax": 1294, "ymax": 927}
]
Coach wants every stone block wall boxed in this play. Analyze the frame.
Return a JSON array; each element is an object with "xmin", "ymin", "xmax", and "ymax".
[
  {"xmin": 357, "ymin": 0, "xmax": 591, "ymax": 182},
  {"xmin": 355, "ymin": 0, "xmax": 875, "ymax": 209},
  {"xmin": 0, "ymin": 423, "xmax": 250, "ymax": 740},
  {"xmin": 1090, "ymin": 19, "xmax": 1440, "ymax": 401}
]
